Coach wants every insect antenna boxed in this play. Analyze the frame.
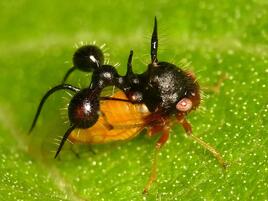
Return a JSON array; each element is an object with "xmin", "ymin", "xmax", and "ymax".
[
  {"xmin": 151, "ymin": 17, "xmax": 158, "ymax": 63},
  {"xmin": 54, "ymin": 124, "xmax": 76, "ymax": 158},
  {"xmin": 29, "ymin": 84, "xmax": 80, "ymax": 133}
]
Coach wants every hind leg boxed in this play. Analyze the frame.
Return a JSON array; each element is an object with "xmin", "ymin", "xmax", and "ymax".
[{"xmin": 143, "ymin": 124, "xmax": 170, "ymax": 194}]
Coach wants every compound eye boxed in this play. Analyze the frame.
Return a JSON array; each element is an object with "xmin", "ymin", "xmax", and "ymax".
[{"xmin": 176, "ymin": 98, "xmax": 192, "ymax": 112}]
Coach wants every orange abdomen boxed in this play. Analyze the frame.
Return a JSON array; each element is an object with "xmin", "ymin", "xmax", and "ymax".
[{"xmin": 68, "ymin": 91, "xmax": 150, "ymax": 144}]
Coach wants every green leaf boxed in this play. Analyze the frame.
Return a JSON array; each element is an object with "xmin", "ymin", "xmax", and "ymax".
[{"xmin": 1, "ymin": 0, "xmax": 267, "ymax": 200}]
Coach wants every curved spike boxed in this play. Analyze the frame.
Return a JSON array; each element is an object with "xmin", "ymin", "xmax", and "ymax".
[
  {"xmin": 151, "ymin": 17, "xmax": 158, "ymax": 63},
  {"xmin": 126, "ymin": 50, "xmax": 134, "ymax": 76},
  {"xmin": 29, "ymin": 84, "xmax": 80, "ymax": 133},
  {"xmin": 54, "ymin": 125, "xmax": 76, "ymax": 158},
  {"xmin": 62, "ymin": 66, "xmax": 77, "ymax": 84}
]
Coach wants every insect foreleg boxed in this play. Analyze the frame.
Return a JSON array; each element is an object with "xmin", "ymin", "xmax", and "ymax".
[
  {"xmin": 143, "ymin": 125, "xmax": 170, "ymax": 194},
  {"xmin": 177, "ymin": 115, "xmax": 227, "ymax": 169}
]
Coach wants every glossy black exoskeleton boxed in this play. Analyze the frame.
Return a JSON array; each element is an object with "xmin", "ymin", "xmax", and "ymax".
[{"xmin": 62, "ymin": 45, "xmax": 104, "ymax": 83}]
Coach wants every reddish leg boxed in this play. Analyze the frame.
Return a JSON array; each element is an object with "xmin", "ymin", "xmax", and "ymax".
[
  {"xmin": 143, "ymin": 125, "xmax": 170, "ymax": 194},
  {"xmin": 155, "ymin": 126, "xmax": 170, "ymax": 149},
  {"xmin": 147, "ymin": 124, "xmax": 163, "ymax": 137},
  {"xmin": 177, "ymin": 115, "xmax": 192, "ymax": 134},
  {"xmin": 146, "ymin": 114, "xmax": 166, "ymax": 137},
  {"xmin": 203, "ymin": 73, "xmax": 228, "ymax": 94},
  {"xmin": 177, "ymin": 115, "xmax": 227, "ymax": 169}
]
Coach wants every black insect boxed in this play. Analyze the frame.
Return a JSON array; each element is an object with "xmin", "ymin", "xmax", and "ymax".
[{"xmin": 29, "ymin": 17, "xmax": 226, "ymax": 193}]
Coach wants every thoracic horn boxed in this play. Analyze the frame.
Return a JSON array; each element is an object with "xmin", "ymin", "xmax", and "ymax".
[{"xmin": 151, "ymin": 17, "xmax": 158, "ymax": 63}]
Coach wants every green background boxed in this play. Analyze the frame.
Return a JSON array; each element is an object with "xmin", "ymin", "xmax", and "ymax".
[{"xmin": 0, "ymin": 0, "xmax": 267, "ymax": 200}]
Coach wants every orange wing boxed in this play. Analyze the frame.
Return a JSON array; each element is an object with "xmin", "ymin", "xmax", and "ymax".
[{"xmin": 68, "ymin": 91, "xmax": 150, "ymax": 144}]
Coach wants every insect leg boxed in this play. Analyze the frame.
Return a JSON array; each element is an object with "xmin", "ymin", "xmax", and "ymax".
[
  {"xmin": 202, "ymin": 73, "xmax": 228, "ymax": 94},
  {"xmin": 70, "ymin": 144, "xmax": 80, "ymax": 158},
  {"xmin": 29, "ymin": 84, "xmax": 80, "ymax": 133},
  {"xmin": 178, "ymin": 116, "xmax": 227, "ymax": 169},
  {"xmin": 54, "ymin": 124, "xmax": 76, "ymax": 158},
  {"xmin": 62, "ymin": 66, "xmax": 77, "ymax": 84},
  {"xmin": 155, "ymin": 126, "xmax": 170, "ymax": 149},
  {"xmin": 143, "ymin": 125, "xmax": 170, "ymax": 194},
  {"xmin": 178, "ymin": 116, "xmax": 192, "ymax": 134},
  {"xmin": 147, "ymin": 125, "xmax": 162, "ymax": 137},
  {"xmin": 99, "ymin": 111, "xmax": 114, "ymax": 130},
  {"xmin": 151, "ymin": 17, "xmax": 158, "ymax": 63},
  {"xmin": 88, "ymin": 145, "xmax": 96, "ymax": 155},
  {"xmin": 146, "ymin": 113, "xmax": 166, "ymax": 137},
  {"xmin": 71, "ymin": 144, "xmax": 96, "ymax": 157}
]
